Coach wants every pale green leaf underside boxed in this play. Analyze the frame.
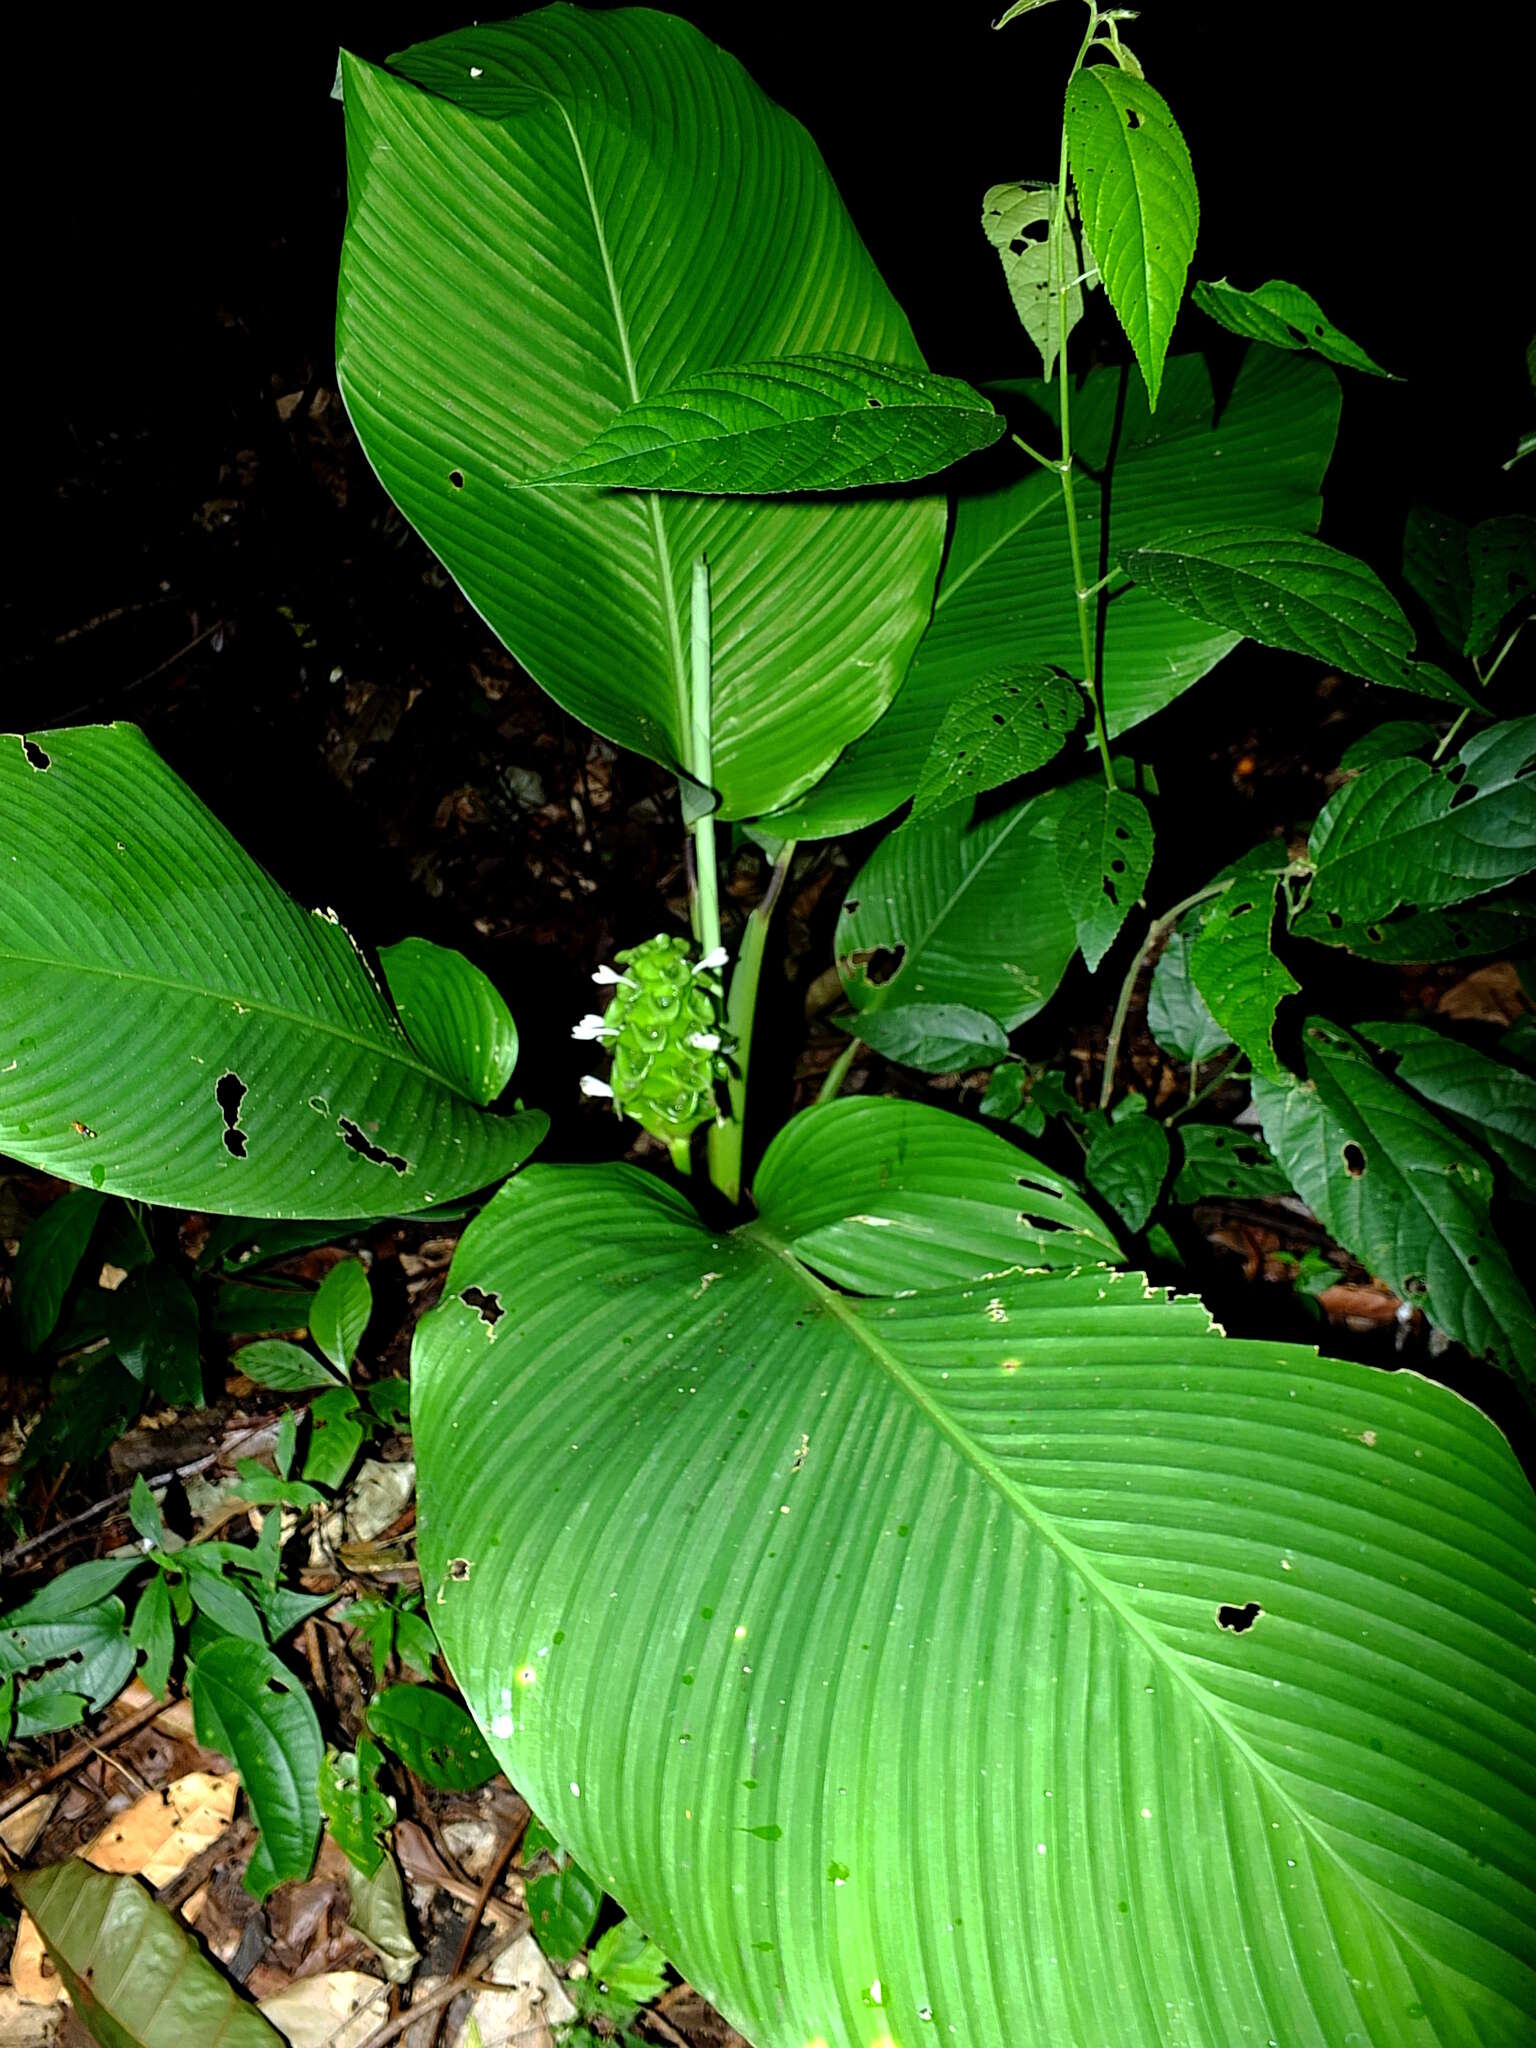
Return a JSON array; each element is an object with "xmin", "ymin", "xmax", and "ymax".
[
  {"xmin": 337, "ymin": 12, "xmax": 945, "ymax": 819},
  {"xmin": 1121, "ymin": 526, "xmax": 1475, "ymax": 704},
  {"xmin": 378, "ymin": 935, "xmax": 518, "ymax": 1106},
  {"xmin": 1193, "ymin": 277, "xmax": 1394, "ymax": 377},
  {"xmin": 910, "ymin": 666, "xmax": 1081, "ymax": 818},
  {"xmin": 0, "ymin": 726, "xmax": 545, "ymax": 1216},
  {"xmin": 14, "ymin": 1860, "xmax": 281, "ymax": 2046},
  {"xmin": 1292, "ymin": 895, "xmax": 1536, "ymax": 965},
  {"xmin": 1254, "ymin": 1018, "xmax": 1536, "ymax": 1380},
  {"xmin": 1146, "ymin": 930, "xmax": 1232, "ymax": 1063},
  {"xmin": 531, "ymin": 354, "xmax": 1003, "ymax": 492},
  {"xmin": 415, "ymin": 1143, "xmax": 1536, "ymax": 2048},
  {"xmin": 1064, "ymin": 65, "xmax": 1198, "ymax": 409},
  {"xmin": 1055, "ymin": 781, "xmax": 1154, "ymax": 970},
  {"xmin": 770, "ymin": 350, "xmax": 1339, "ymax": 837},
  {"xmin": 981, "ymin": 182, "xmax": 1088, "ymax": 380}
]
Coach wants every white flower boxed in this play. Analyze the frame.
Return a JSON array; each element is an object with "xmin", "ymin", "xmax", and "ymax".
[
  {"xmin": 591, "ymin": 963, "xmax": 626, "ymax": 985},
  {"xmin": 687, "ymin": 1031, "xmax": 722, "ymax": 1052},
  {"xmin": 571, "ymin": 1014, "xmax": 612, "ymax": 1042},
  {"xmin": 692, "ymin": 945, "xmax": 728, "ymax": 974},
  {"xmin": 579, "ymin": 1075, "xmax": 615, "ymax": 1099}
]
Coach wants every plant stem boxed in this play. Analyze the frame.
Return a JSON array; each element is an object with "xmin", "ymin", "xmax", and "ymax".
[
  {"xmin": 687, "ymin": 557, "xmax": 721, "ymax": 964},
  {"xmin": 1166, "ymin": 1052, "xmax": 1249, "ymax": 1125},
  {"xmin": 707, "ymin": 839, "xmax": 797, "ymax": 1205},
  {"xmin": 816, "ymin": 1037, "xmax": 859, "ymax": 1107},
  {"xmin": 1099, "ymin": 881, "xmax": 1230, "ymax": 1111}
]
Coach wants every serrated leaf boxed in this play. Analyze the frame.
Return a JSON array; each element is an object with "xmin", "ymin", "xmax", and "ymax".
[
  {"xmin": 1305, "ymin": 715, "xmax": 1536, "ymax": 921},
  {"xmin": 104, "ymin": 1264, "xmax": 202, "ymax": 1407},
  {"xmin": 1192, "ymin": 277, "xmax": 1394, "ymax": 377},
  {"xmin": 1363, "ymin": 1018, "xmax": 1536, "ymax": 1199},
  {"xmin": 1293, "ymin": 895, "xmax": 1536, "ymax": 963},
  {"xmin": 12, "ymin": 1860, "xmax": 282, "ymax": 2045},
  {"xmin": 337, "ymin": 16, "xmax": 946, "ymax": 820},
  {"xmin": 1253, "ymin": 1018, "xmax": 1536, "ymax": 1379},
  {"xmin": 1084, "ymin": 1105, "xmax": 1169, "ymax": 1232},
  {"xmin": 378, "ymin": 935, "xmax": 518, "ymax": 1107},
  {"xmin": 911, "ymin": 667, "xmax": 1081, "ymax": 817},
  {"xmin": 0, "ymin": 724, "xmax": 546, "ymax": 1217},
  {"xmin": 1145, "ymin": 932, "xmax": 1232, "ymax": 1063},
  {"xmin": 309, "ymin": 1258, "xmax": 371, "ymax": 1374},
  {"xmin": 1403, "ymin": 506, "xmax": 1474, "ymax": 653},
  {"xmin": 11, "ymin": 1186, "xmax": 105, "ymax": 1352},
  {"xmin": 319, "ymin": 1739, "xmax": 392, "ymax": 1877},
  {"xmin": 1064, "ymin": 66, "xmax": 1197, "ymax": 409},
  {"xmin": 190, "ymin": 1636, "xmax": 323, "ymax": 1898},
  {"xmin": 1055, "ymin": 782, "xmax": 1154, "ymax": 970},
  {"xmin": 412, "ymin": 1133, "xmax": 1536, "ymax": 2047},
  {"xmin": 981, "ymin": 183, "xmax": 1089, "ymax": 379},
  {"xmin": 836, "ymin": 787, "xmax": 1078, "ymax": 1070},
  {"xmin": 233, "ymin": 1339, "xmax": 343, "ymax": 1392},
  {"xmin": 1121, "ymin": 526, "xmax": 1476, "ymax": 703},
  {"xmin": 1171, "ymin": 1122, "xmax": 1290, "ymax": 1203},
  {"xmin": 532, "ymin": 354, "xmax": 1002, "ymax": 493},
  {"xmin": 367, "ymin": 1683, "xmax": 498, "ymax": 1790},
  {"xmin": 578, "ymin": 1918, "xmax": 669, "ymax": 2027},
  {"xmin": 1465, "ymin": 514, "xmax": 1536, "ymax": 660},
  {"xmin": 774, "ymin": 350, "xmax": 1339, "ymax": 836},
  {"xmin": 1187, "ymin": 843, "xmax": 1300, "ymax": 1081}
]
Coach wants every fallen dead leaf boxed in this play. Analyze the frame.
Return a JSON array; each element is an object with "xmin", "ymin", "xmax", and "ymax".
[
  {"xmin": 8, "ymin": 1914, "xmax": 62, "ymax": 2006},
  {"xmin": 114, "ymin": 1677, "xmax": 198, "ymax": 1742},
  {"xmin": 83, "ymin": 1770, "xmax": 238, "ymax": 1886},
  {"xmin": 1433, "ymin": 961, "xmax": 1530, "ymax": 1027},
  {"xmin": 0, "ymin": 1792, "xmax": 58, "ymax": 1860},
  {"xmin": 0, "ymin": 1985, "xmax": 65, "ymax": 2043},
  {"xmin": 259, "ymin": 1970, "xmax": 386, "ymax": 2048},
  {"xmin": 346, "ymin": 1459, "xmax": 416, "ymax": 1544},
  {"xmin": 406, "ymin": 1934, "xmax": 573, "ymax": 2048}
]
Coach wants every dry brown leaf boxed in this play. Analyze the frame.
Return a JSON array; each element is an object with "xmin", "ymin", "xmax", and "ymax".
[
  {"xmin": 0, "ymin": 1792, "xmax": 58, "ymax": 1860},
  {"xmin": 258, "ymin": 1970, "xmax": 386, "ymax": 2048},
  {"xmin": 0, "ymin": 1985, "xmax": 65, "ymax": 2043},
  {"xmin": 114, "ymin": 1676, "xmax": 198, "ymax": 1742},
  {"xmin": 82, "ymin": 1770, "xmax": 238, "ymax": 1885},
  {"xmin": 1433, "ymin": 961, "xmax": 1530, "ymax": 1026},
  {"xmin": 8, "ymin": 1914, "xmax": 63, "ymax": 2006}
]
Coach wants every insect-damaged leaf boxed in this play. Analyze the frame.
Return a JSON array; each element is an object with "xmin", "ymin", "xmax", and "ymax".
[
  {"xmin": 981, "ymin": 182, "xmax": 1093, "ymax": 380},
  {"xmin": 1171, "ymin": 1122, "xmax": 1290, "ymax": 1203},
  {"xmin": 1084, "ymin": 1102, "xmax": 1169, "ymax": 1233},
  {"xmin": 0, "ymin": 724, "xmax": 546, "ymax": 1217},
  {"xmin": 367, "ymin": 1683, "xmax": 498, "ymax": 1790},
  {"xmin": 1192, "ymin": 277, "xmax": 1394, "ymax": 377},
  {"xmin": 1187, "ymin": 843, "xmax": 1300, "ymax": 1082},
  {"xmin": 910, "ymin": 667, "xmax": 1081, "ymax": 818},
  {"xmin": 1362, "ymin": 1018, "xmax": 1536, "ymax": 1201},
  {"xmin": 1055, "ymin": 782, "xmax": 1153, "ymax": 970}
]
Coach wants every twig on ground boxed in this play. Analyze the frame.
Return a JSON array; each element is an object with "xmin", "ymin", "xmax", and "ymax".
[
  {"xmin": 0, "ymin": 1693, "xmax": 181, "ymax": 1824},
  {"xmin": 428, "ymin": 1817, "xmax": 529, "ymax": 2048},
  {"xmin": 356, "ymin": 1922, "xmax": 530, "ymax": 2048}
]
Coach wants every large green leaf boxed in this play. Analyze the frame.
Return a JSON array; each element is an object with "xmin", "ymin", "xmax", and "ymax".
[
  {"xmin": 413, "ymin": 1118, "xmax": 1536, "ymax": 2048},
  {"xmin": 770, "ymin": 349, "xmax": 1339, "ymax": 835},
  {"xmin": 1253, "ymin": 1018, "xmax": 1536, "ymax": 1380},
  {"xmin": 1064, "ymin": 65, "xmax": 1198, "ymax": 409},
  {"xmin": 1293, "ymin": 895, "xmax": 1536, "ymax": 964},
  {"xmin": 836, "ymin": 788, "xmax": 1078, "ymax": 1069},
  {"xmin": 1363, "ymin": 1018, "xmax": 1536, "ymax": 1199},
  {"xmin": 336, "ymin": 10, "xmax": 946, "ymax": 819},
  {"xmin": 531, "ymin": 354, "xmax": 1003, "ymax": 492},
  {"xmin": 1305, "ymin": 716, "xmax": 1536, "ymax": 921},
  {"xmin": 0, "ymin": 725, "xmax": 545, "ymax": 1217},
  {"xmin": 12, "ymin": 1860, "xmax": 281, "ymax": 2046},
  {"xmin": 1120, "ymin": 526, "xmax": 1474, "ymax": 703},
  {"xmin": 1192, "ymin": 277, "xmax": 1393, "ymax": 377},
  {"xmin": 1054, "ymin": 781, "xmax": 1153, "ymax": 970},
  {"xmin": 377, "ymin": 936, "xmax": 517, "ymax": 1107},
  {"xmin": 11, "ymin": 1185, "xmax": 105, "ymax": 1352},
  {"xmin": 1187, "ymin": 842, "xmax": 1300, "ymax": 1083},
  {"xmin": 1145, "ymin": 931, "xmax": 1231, "ymax": 1064},
  {"xmin": 190, "ymin": 1637, "xmax": 323, "ymax": 1899}
]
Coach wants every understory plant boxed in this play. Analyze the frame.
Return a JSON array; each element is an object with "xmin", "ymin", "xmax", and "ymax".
[{"xmin": 3, "ymin": 4, "xmax": 1534, "ymax": 2045}]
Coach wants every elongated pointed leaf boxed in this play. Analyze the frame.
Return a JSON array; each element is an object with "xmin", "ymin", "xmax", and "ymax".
[
  {"xmin": 13, "ymin": 1860, "xmax": 281, "ymax": 2046},
  {"xmin": 378, "ymin": 937, "xmax": 517, "ymax": 1107},
  {"xmin": 233, "ymin": 1339, "xmax": 342, "ymax": 1392},
  {"xmin": 1122, "ymin": 526, "xmax": 1475, "ymax": 703},
  {"xmin": 1064, "ymin": 66, "xmax": 1198, "ymax": 408},
  {"xmin": 1145, "ymin": 931, "xmax": 1231, "ymax": 1063},
  {"xmin": 772, "ymin": 349, "xmax": 1339, "ymax": 835},
  {"xmin": 836, "ymin": 787, "xmax": 1078, "ymax": 1068},
  {"xmin": 190, "ymin": 1637, "xmax": 323, "ymax": 1899},
  {"xmin": 308, "ymin": 1258, "xmax": 371, "ymax": 1374},
  {"xmin": 1293, "ymin": 894, "xmax": 1536, "ymax": 963},
  {"xmin": 910, "ymin": 666, "xmax": 1081, "ymax": 817},
  {"xmin": 1187, "ymin": 842, "xmax": 1300, "ymax": 1082},
  {"xmin": 337, "ymin": 13, "xmax": 946, "ymax": 819},
  {"xmin": 1305, "ymin": 715, "xmax": 1536, "ymax": 921},
  {"xmin": 531, "ymin": 355, "xmax": 1003, "ymax": 492},
  {"xmin": 844, "ymin": 1002, "xmax": 1007, "ymax": 1074},
  {"xmin": 1055, "ymin": 782, "xmax": 1153, "ymax": 969},
  {"xmin": 1193, "ymin": 276, "xmax": 1394, "ymax": 376},
  {"xmin": 1253, "ymin": 1018, "xmax": 1536, "ymax": 1378},
  {"xmin": 1364, "ymin": 1018, "xmax": 1536, "ymax": 1198},
  {"xmin": 413, "ymin": 1139, "xmax": 1536, "ymax": 2048},
  {"xmin": 1465, "ymin": 513, "xmax": 1536, "ymax": 660},
  {"xmin": 0, "ymin": 725, "xmax": 545, "ymax": 1217},
  {"xmin": 981, "ymin": 182, "xmax": 1089, "ymax": 379},
  {"xmin": 104, "ymin": 1264, "xmax": 201, "ymax": 1406},
  {"xmin": 12, "ymin": 1186, "xmax": 105, "ymax": 1352}
]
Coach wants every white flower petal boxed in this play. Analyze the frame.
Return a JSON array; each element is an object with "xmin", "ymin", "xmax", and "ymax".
[
  {"xmin": 571, "ymin": 1014, "xmax": 612, "ymax": 1042},
  {"xmin": 591, "ymin": 963, "xmax": 625, "ymax": 985},
  {"xmin": 579, "ymin": 1075, "xmax": 615, "ymax": 1099},
  {"xmin": 687, "ymin": 1031, "xmax": 722, "ymax": 1052},
  {"xmin": 693, "ymin": 946, "xmax": 728, "ymax": 973}
]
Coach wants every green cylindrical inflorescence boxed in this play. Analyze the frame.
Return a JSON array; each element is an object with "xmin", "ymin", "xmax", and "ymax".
[{"xmin": 575, "ymin": 934, "xmax": 732, "ymax": 1145}]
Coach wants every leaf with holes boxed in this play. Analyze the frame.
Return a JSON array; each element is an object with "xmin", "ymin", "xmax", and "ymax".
[
  {"xmin": 378, "ymin": 937, "xmax": 518, "ymax": 1107},
  {"xmin": 12, "ymin": 1860, "xmax": 282, "ymax": 2045},
  {"xmin": 1145, "ymin": 932, "xmax": 1232, "ymax": 1064},
  {"xmin": 1172, "ymin": 1122, "xmax": 1290, "ymax": 1203},
  {"xmin": 1253, "ymin": 1019, "xmax": 1536, "ymax": 1380},
  {"xmin": 189, "ymin": 1637, "xmax": 323, "ymax": 1898},
  {"xmin": 302, "ymin": 1387, "xmax": 365, "ymax": 1491},
  {"xmin": 0, "ymin": 1595, "xmax": 136, "ymax": 1741},
  {"xmin": 910, "ymin": 667, "xmax": 1081, "ymax": 818},
  {"xmin": 318, "ymin": 1739, "xmax": 393, "ymax": 1878},
  {"xmin": 1084, "ymin": 1104, "xmax": 1169, "ymax": 1233},
  {"xmin": 843, "ymin": 1002, "xmax": 1008, "ymax": 1075},
  {"xmin": 1055, "ymin": 782, "xmax": 1153, "ymax": 970},
  {"xmin": 337, "ymin": 14, "xmax": 946, "ymax": 820},
  {"xmin": 1465, "ymin": 514, "xmax": 1536, "ymax": 660},
  {"xmin": 1292, "ymin": 895, "xmax": 1536, "ymax": 964},
  {"xmin": 0, "ymin": 725, "xmax": 545, "ymax": 1217},
  {"xmin": 981, "ymin": 183, "xmax": 1092, "ymax": 380},
  {"xmin": 1363, "ymin": 1019, "xmax": 1536, "ymax": 1201},
  {"xmin": 530, "ymin": 355, "xmax": 1003, "ymax": 493},
  {"xmin": 309, "ymin": 1257, "xmax": 371, "ymax": 1374},
  {"xmin": 1192, "ymin": 277, "xmax": 1393, "ymax": 377},
  {"xmin": 411, "ymin": 1101, "xmax": 1536, "ymax": 2048},
  {"xmin": 367, "ymin": 1683, "xmax": 499, "ymax": 1791},
  {"xmin": 1305, "ymin": 715, "xmax": 1536, "ymax": 921},
  {"xmin": 771, "ymin": 349, "xmax": 1339, "ymax": 835},
  {"xmin": 836, "ymin": 788, "xmax": 1078, "ymax": 1070},
  {"xmin": 1121, "ymin": 526, "xmax": 1474, "ymax": 704},
  {"xmin": 1064, "ymin": 65, "xmax": 1197, "ymax": 409},
  {"xmin": 12, "ymin": 1186, "xmax": 105, "ymax": 1353},
  {"xmin": 1187, "ymin": 843, "xmax": 1300, "ymax": 1083}
]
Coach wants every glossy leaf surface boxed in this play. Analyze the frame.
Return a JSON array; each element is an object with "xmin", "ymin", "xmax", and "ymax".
[
  {"xmin": 377, "ymin": 937, "xmax": 518, "ymax": 1107},
  {"xmin": 1145, "ymin": 932, "xmax": 1231, "ymax": 1064},
  {"xmin": 1364, "ymin": 1018, "xmax": 1536, "ymax": 1200},
  {"xmin": 190, "ymin": 1637, "xmax": 323, "ymax": 1899},
  {"xmin": 1192, "ymin": 276, "xmax": 1393, "ymax": 376},
  {"xmin": 1055, "ymin": 782, "xmax": 1153, "ymax": 970},
  {"xmin": 1187, "ymin": 844, "xmax": 1300, "ymax": 1082},
  {"xmin": 309, "ymin": 1257, "xmax": 370, "ymax": 1374},
  {"xmin": 909, "ymin": 667, "xmax": 1080, "ymax": 818},
  {"xmin": 367, "ymin": 1683, "xmax": 498, "ymax": 1790}
]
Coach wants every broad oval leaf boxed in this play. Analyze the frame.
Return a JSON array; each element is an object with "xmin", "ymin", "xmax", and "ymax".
[
  {"xmin": 1084, "ymin": 1104, "xmax": 1169, "ymax": 1232},
  {"xmin": 531, "ymin": 355, "xmax": 1003, "ymax": 493},
  {"xmin": 1172, "ymin": 1121, "xmax": 1290, "ymax": 1203},
  {"xmin": 234, "ymin": 1339, "xmax": 342, "ymax": 1393},
  {"xmin": 190, "ymin": 1636, "xmax": 323, "ymax": 1899},
  {"xmin": 1363, "ymin": 1017, "xmax": 1536, "ymax": 1200},
  {"xmin": 910, "ymin": 666, "xmax": 1081, "ymax": 819},
  {"xmin": 1187, "ymin": 843, "xmax": 1301, "ymax": 1083},
  {"xmin": 0, "ymin": 725, "xmax": 546, "ymax": 1217},
  {"xmin": 1064, "ymin": 65, "xmax": 1198, "ymax": 409},
  {"xmin": 1253, "ymin": 1018, "xmax": 1536, "ymax": 1380},
  {"xmin": 981, "ymin": 182, "xmax": 1090, "ymax": 380},
  {"xmin": 337, "ymin": 12, "xmax": 947, "ymax": 819},
  {"xmin": 843, "ymin": 1001, "xmax": 1007, "ymax": 1075},
  {"xmin": 105, "ymin": 1264, "xmax": 202, "ymax": 1406},
  {"xmin": 367, "ymin": 1682, "xmax": 499, "ymax": 1791},
  {"xmin": 1193, "ymin": 276, "xmax": 1394, "ymax": 377},
  {"xmin": 378, "ymin": 936, "xmax": 518, "ymax": 1107},
  {"xmin": 414, "ymin": 1146, "xmax": 1536, "ymax": 2047},
  {"xmin": 1145, "ymin": 930, "xmax": 1232, "ymax": 1064},
  {"xmin": 1054, "ymin": 781, "xmax": 1153, "ymax": 970},
  {"xmin": 1121, "ymin": 526, "xmax": 1475, "ymax": 703},
  {"xmin": 837, "ymin": 788, "xmax": 1078, "ymax": 1069},
  {"xmin": 309, "ymin": 1257, "xmax": 371, "ymax": 1374},
  {"xmin": 772, "ymin": 349, "xmax": 1339, "ymax": 835},
  {"xmin": 13, "ymin": 1860, "xmax": 281, "ymax": 2046}
]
